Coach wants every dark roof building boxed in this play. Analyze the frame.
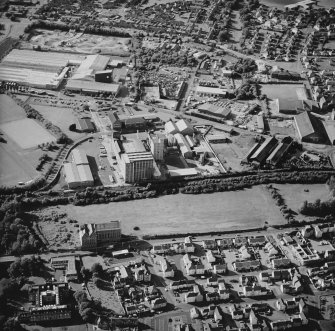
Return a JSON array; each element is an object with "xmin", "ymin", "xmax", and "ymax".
[
  {"xmin": 108, "ymin": 112, "xmax": 122, "ymax": 131},
  {"xmin": 124, "ymin": 117, "xmax": 146, "ymax": 130},
  {"xmin": 250, "ymin": 136, "xmax": 278, "ymax": 164},
  {"xmin": 266, "ymin": 140, "xmax": 291, "ymax": 166},
  {"xmin": 77, "ymin": 118, "xmax": 95, "ymax": 132}
]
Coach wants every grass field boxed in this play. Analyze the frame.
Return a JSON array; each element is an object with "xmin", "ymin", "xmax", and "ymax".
[
  {"xmin": 0, "ymin": 95, "xmax": 46, "ymax": 186},
  {"xmin": 276, "ymin": 183, "xmax": 330, "ymax": 212},
  {"xmin": 31, "ymin": 105, "xmax": 86, "ymax": 141},
  {"xmin": 0, "ymin": 118, "xmax": 56, "ymax": 149},
  {"xmin": 42, "ymin": 186, "xmax": 286, "ymax": 236},
  {"xmin": 0, "ymin": 94, "xmax": 26, "ymax": 124}
]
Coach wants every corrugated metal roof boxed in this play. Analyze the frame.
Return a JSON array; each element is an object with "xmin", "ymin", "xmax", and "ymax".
[
  {"xmin": 72, "ymin": 149, "xmax": 89, "ymax": 165},
  {"xmin": 63, "ymin": 162, "xmax": 81, "ymax": 184},
  {"xmin": 77, "ymin": 164, "xmax": 94, "ymax": 183}
]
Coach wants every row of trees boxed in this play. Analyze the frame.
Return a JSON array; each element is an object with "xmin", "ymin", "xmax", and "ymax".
[{"xmin": 299, "ymin": 198, "xmax": 335, "ymax": 217}]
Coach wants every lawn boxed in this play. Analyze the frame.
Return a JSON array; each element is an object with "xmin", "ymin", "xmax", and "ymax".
[
  {"xmin": 0, "ymin": 94, "xmax": 26, "ymax": 124},
  {"xmin": 0, "ymin": 118, "xmax": 56, "ymax": 149},
  {"xmin": 31, "ymin": 105, "xmax": 86, "ymax": 141}
]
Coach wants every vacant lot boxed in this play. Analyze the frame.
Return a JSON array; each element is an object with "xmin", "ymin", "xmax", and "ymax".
[
  {"xmin": 31, "ymin": 104, "xmax": 86, "ymax": 141},
  {"xmin": 211, "ymin": 133, "xmax": 256, "ymax": 171},
  {"xmin": 262, "ymin": 84, "xmax": 303, "ymax": 101},
  {"xmin": 0, "ymin": 94, "xmax": 26, "ymax": 124},
  {"xmin": 44, "ymin": 185, "xmax": 286, "ymax": 236},
  {"xmin": 0, "ymin": 118, "xmax": 56, "ymax": 149}
]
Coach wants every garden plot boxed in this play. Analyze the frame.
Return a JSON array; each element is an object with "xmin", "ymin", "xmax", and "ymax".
[{"xmin": 0, "ymin": 118, "xmax": 56, "ymax": 149}]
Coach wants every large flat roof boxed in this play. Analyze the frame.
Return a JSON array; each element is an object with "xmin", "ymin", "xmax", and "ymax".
[
  {"xmin": 66, "ymin": 79, "xmax": 120, "ymax": 93},
  {"xmin": 196, "ymin": 86, "xmax": 227, "ymax": 95},
  {"xmin": 122, "ymin": 139, "xmax": 146, "ymax": 153}
]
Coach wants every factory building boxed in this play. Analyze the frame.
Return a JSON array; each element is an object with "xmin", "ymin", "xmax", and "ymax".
[
  {"xmin": 79, "ymin": 221, "xmax": 121, "ymax": 250},
  {"xmin": 113, "ymin": 138, "xmax": 154, "ymax": 183},
  {"xmin": 165, "ymin": 121, "xmax": 179, "ymax": 135},
  {"xmin": 63, "ymin": 149, "xmax": 94, "ymax": 188},
  {"xmin": 148, "ymin": 133, "xmax": 166, "ymax": 161},
  {"xmin": 249, "ymin": 137, "xmax": 278, "ymax": 164},
  {"xmin": 197, "ymin": 102, "xmax": 231, "ymax": 119},
  {"xmin": 176, "ymin": 119, "xmax": 194, "ymax": 136},
  {"xmin": 95, "ymin": 70, "xmax": 113, "ymax": 83},
  {"xmin": 174, "ymin": 133, "xmax": 193, "ymax": 159},
  {"xmin": 196, "ymin": 86, "xmax": 227, "ymax": 98},
  {"xmin": 294, "ymin": 111, "xmax": 322, "ymax": 143}
]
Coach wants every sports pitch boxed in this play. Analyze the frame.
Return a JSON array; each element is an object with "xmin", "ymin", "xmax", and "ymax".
[{"xmin": 0, "ymin": 118, "xmax": 56, "ymax": 149}]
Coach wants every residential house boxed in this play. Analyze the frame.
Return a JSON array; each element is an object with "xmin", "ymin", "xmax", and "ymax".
[
  {"xmin": 243, "ymin": 285, "xmax": 269, "ymax": 297},
  {"xmin": 233, "ymin": 260, "xmax": 261, "ymax": 272},
  {"xmin": 272, "ymin": 258, "xmax": 291, "ymax": 269},
  {"xmin": 202, "ymin": 240, "xmax": 217, "ymax": 250},
  {"xmin": 184, "ymin": 285, "xmax": 204, "ymax": 303},
  {"xmin": 190, "ymin": 307, "xmax": 201, "ymax": 319},
  {"xmin": 160, "ymin": 258, "xmax": 174, "ymax": 278}
]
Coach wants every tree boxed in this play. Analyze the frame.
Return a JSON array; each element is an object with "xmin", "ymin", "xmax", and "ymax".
[
  {"xmin": 74, "ymin": 290, "xmax": 88, "ymax": 304},
  {"xmin": 69, "ymin": 123, "xmax": 76, "ymax": 131},
  {"xmin": 90, "ymin": 263, "xmax": 103, "ymax": 276}
]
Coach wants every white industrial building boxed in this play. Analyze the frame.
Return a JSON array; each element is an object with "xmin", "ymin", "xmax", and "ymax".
[
  {"xmin": 176, "ymin": 119, "xmax": 194, "ymax": 136},
  {"xmin": 165, "ymin": 121, "xmax": 179, "ymax": 135},
  {"xmin": 113, "ymin": 138, "xmax": 155, "ymax": 183},
  {"xmin": 196, "ymin": 86, "xmax": 227, "ymax": 98},
  {"xmin": 148, "ymin": 133, "xmax": 166, "ymax": 161},
  {"xmin": 174, "ymin": 133, "xmax": 193, "ymax": 159},
  {"xmin": 63, "ymin": 148, "xmax": 94, "ymax": 188}
]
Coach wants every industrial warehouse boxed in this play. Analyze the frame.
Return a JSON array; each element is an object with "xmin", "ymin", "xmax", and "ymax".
[
  {"xmin": 63, "ymin": 148, "xmax": 94, "ymax": 188},
  {"xmin": 0, "ymin": 49, "xmax": 121, "ymax": 95}
]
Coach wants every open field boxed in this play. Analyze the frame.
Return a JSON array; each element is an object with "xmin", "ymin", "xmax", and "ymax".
[
  {"xmin": 0, "ymin": 95, "xmax": 47, "ymax": 186},
  {"xmin": 31, "ymin": 104, "xmax": 86, "ymax": 141},
  {"xmin": 275, "ymin": 183, "xmax": 330, "ymax": 213},
  {"xmin": 29, "ymin": 30, "xmax": 131, "ymax": 55},
  {"xmin": 0, "ymin": 118, "xmax": 56, "ymax": 149},
  {"xmin": 0, "ymin": 94, "xmax": 26, "ymax": 124},
  {"xmin": 0, "ymin": 141, "xmax": 40, "ymax": 186},
  {"xmin": 41, "ymin": 186, "xmax": 286, "ymax": 236},
  {"xmin": 261, "ymin": 84, "xmax": 303, "ymax": 101}
]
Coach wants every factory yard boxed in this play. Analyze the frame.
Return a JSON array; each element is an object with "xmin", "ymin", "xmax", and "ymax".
[
  {"xmin": 29, "ymin": 30, "xmax": 131, "ymax": 55},
  {"xmin": 47, "ymin": 186, "xmax": 285, "ymax": 236}
]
